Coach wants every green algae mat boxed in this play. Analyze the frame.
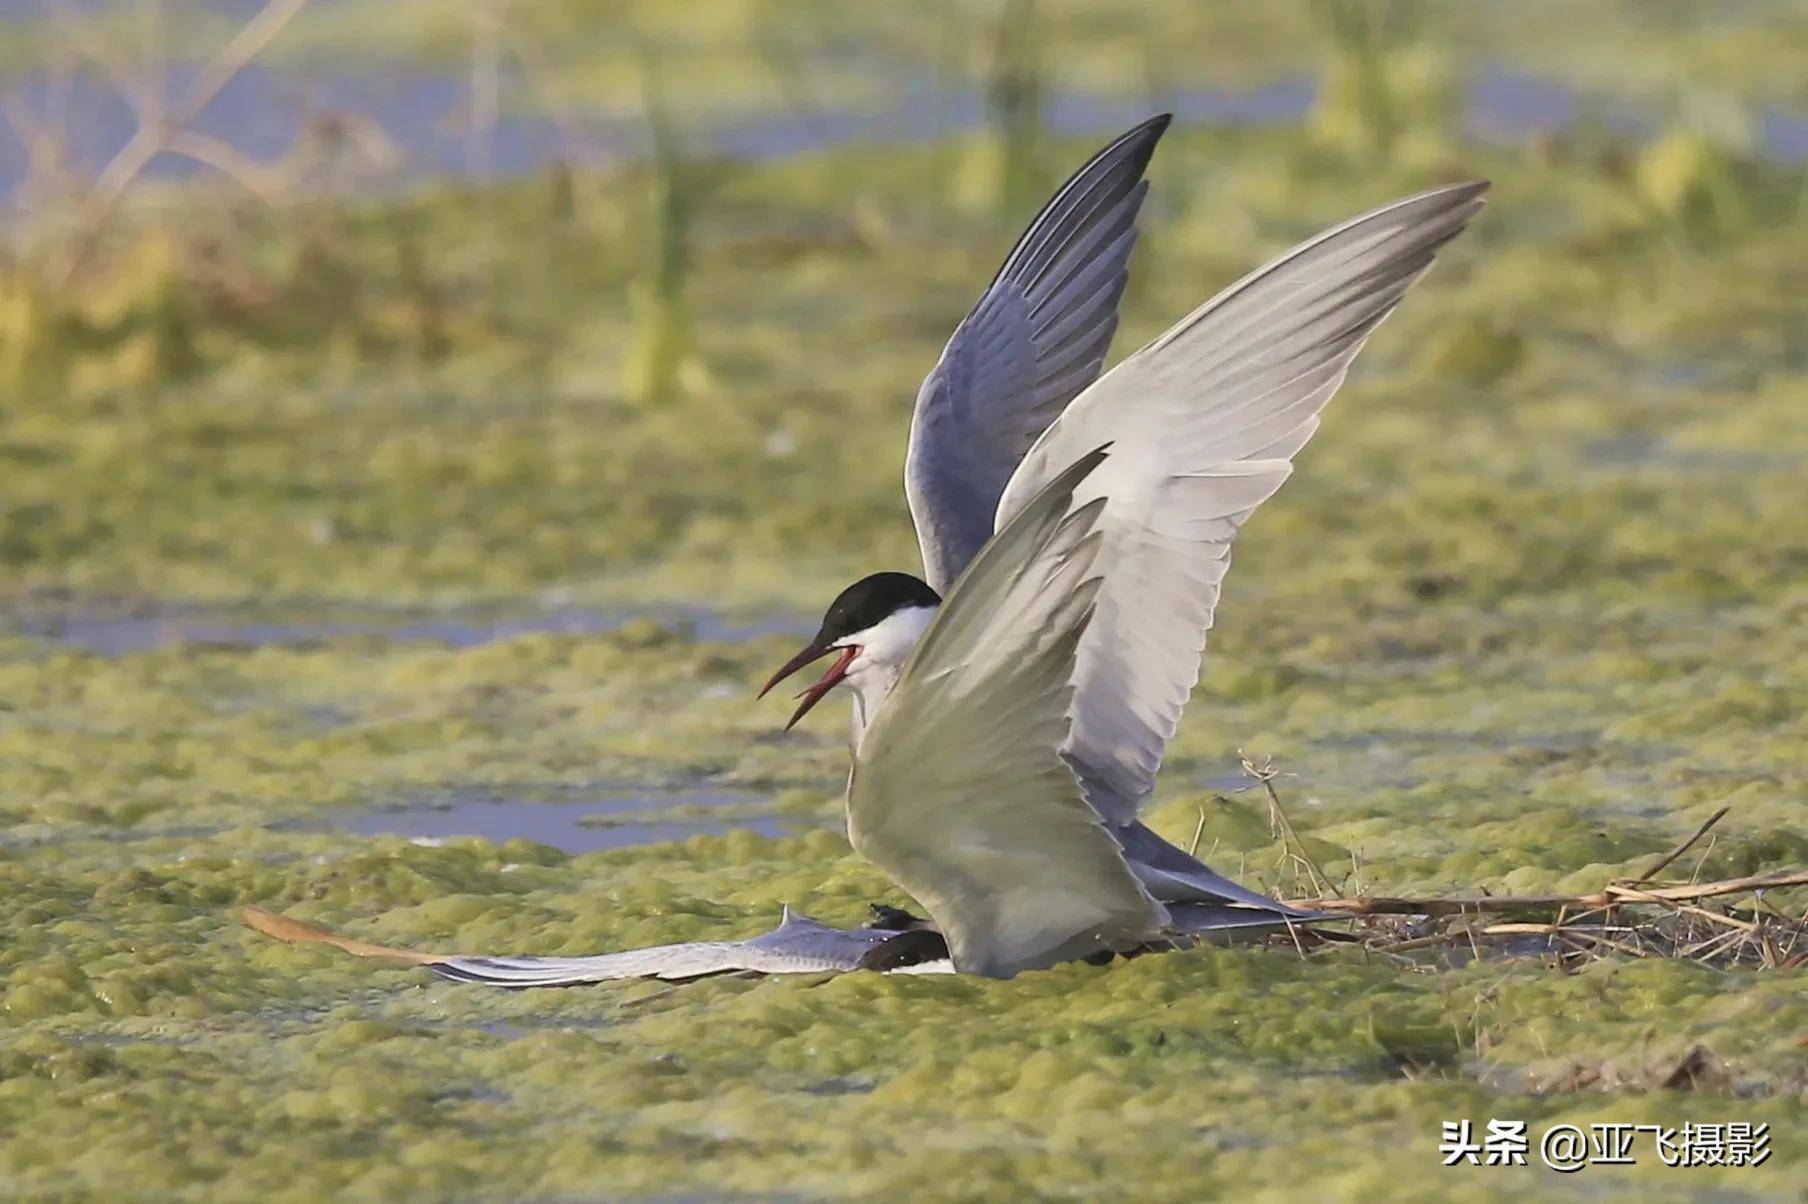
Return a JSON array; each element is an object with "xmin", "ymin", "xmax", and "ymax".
[{"xmin": 3, "ymin": 93, "xmax": 1808, "ymax": 1203}]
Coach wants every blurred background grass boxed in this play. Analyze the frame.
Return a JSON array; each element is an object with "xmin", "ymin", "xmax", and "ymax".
[{"xmin": 0, "ymin": 0, "xmax": 1802, "ymax": 610}]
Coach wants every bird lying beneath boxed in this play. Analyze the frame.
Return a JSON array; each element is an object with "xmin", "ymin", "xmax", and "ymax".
[{"xmin": 240, "ymin": 900, "xmax": 1313, "ymax": 987}]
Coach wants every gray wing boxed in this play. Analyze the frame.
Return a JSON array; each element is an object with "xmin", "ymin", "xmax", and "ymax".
[
  {"xmin": 995, "ymin": 182, "xmax": 1490, "ymax": 824},
  {"xmin": 429, "ymin": 909, "xmax": 953, "ymax": 986},
  {"xmin": 905, "ymin": 115, "xmax": 1169, "ymax": 593},
  {"xmin": 849, "ymin": 448, "xmax": 1169, "ymax": 978}
]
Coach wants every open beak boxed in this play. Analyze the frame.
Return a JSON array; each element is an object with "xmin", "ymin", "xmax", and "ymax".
[{"xmin": 760, "ymin": 640, "xmax": 860, "ymax": 730}]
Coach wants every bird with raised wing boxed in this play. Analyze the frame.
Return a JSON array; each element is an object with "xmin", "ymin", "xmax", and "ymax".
[{"xmin": 761, "ymin": 116, "xmax": 1489, "ymax": 976}]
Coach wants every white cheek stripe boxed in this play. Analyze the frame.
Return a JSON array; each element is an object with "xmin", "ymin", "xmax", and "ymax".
[{"xmin": 840, "ymin": 605, "xmax": 937, "ymax": 669}]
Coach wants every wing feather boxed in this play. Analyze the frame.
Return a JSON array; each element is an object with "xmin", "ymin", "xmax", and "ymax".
[
  {"xmin": 995, "ymin": 181, "xmax": 1490, "ymax": 823},
  {"xmin": 905, "ymin": 115, "xmax": 1170, "ymax": 592},
  {"xmin": 426, "ymin": 910, "xmax": 937, "ymax": 986}
]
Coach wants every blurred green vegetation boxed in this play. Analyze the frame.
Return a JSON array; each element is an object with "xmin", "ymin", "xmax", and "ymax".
[
  {"xmin": 0, "ymin": 103, "xmax": 1802, "ymax": 601},
  {"xmin": 1, "ymin": 2, "xmax": 1807, "ymax": 1200}
]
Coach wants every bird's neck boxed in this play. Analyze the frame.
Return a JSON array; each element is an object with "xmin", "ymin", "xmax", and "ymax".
[
  {"xmin": 842, "ymin": 603, "xmax": 937, "ymax": 752},
  {"xmin": 844, "ymin": 662, "xmax": 897, "ymax": 754}
]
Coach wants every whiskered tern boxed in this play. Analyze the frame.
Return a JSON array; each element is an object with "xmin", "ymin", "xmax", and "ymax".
[{"xmin": 761, "ymin": 116, "xmax": 1488, "ymax": 977}]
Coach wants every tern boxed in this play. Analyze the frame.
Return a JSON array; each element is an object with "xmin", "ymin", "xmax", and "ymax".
[{"xmin": 761, "ymin": 116, "xmax": 1488, "ymax": 977}]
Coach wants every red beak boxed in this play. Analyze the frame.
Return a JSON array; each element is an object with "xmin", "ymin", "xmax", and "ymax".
[{"xmin": 760, "ymin": 641, "xmax": 860, "ymax": 730}]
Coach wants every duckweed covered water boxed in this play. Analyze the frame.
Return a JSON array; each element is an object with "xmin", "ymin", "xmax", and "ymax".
[{"xmin": 4, "ymin": 19, "xmax": 1808, "ymax": 1199}]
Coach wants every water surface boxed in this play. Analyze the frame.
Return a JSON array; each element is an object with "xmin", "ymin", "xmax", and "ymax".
[
  {"xmin": 4, "ymin": 63, "xmax": 1803, "ymax": 205},
  {"xmin": 10, "ymin": 599, "xmax": 808, "ymax": 656},
  {"xmin": 325, "ymin": 787, "xmax": 802, "ymax": 854}
]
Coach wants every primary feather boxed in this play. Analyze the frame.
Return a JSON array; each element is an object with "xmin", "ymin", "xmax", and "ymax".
[
  {"xmin": 906, "ymin": 115, "xmax": 1169, "ymax": 592},
  {"xmin": 429, "ymin": 909, "xmax": 953, "ymax": 986},
  {"xmin": 995, "ymin": 180, "xmax": 1491, "ymax": 824}
]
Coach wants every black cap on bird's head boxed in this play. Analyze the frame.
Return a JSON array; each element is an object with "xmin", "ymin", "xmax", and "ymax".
[{"xmin": 759, "ymin": 571, "xmax": 941, "ymax": 729}]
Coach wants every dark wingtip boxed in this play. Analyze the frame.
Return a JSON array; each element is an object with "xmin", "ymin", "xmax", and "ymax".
[
  {"xmin": 1117, "ymin": 113, "xmax": 1172, "ymax": 161},
  {"xmin": 1447, "ymin": 179, "xmax": 1491, "ymax": 202},
  {"xmin": 427, "ymin": 961, "xmax": 487, "ymax": 984}
]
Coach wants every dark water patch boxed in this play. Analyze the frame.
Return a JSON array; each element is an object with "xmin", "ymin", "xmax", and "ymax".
[
  {"xmin": 0, "ymin": 64, "xmax": 572, "ymax": 199},
  {"xmin": 3, "ymin": 59, "xmax": 1803, "ymax": 206},
  {"xmin": 0, "ymin": 65, "xmax": 1314, "ymax": 201},
  {"xmin": 1466, "ymin": 65, "xmax": 1807, "ymax": 163},
  {"xmin": 1580, "ymin": 434, "xmax": 1800, "ymax": 475},
  {"xmin": 324, "ymin": 788, "xmax": 803, "ymax": 855},
  {"xmin": 8, "ymin": 598, "xmax": 808, "ymax": 657},
  {"xmin": 803, "ymin": 1075, "xmax": 877, "ymax": 1097},
  {"xmin": 460, "ymin": 1014, "xmax": 629, "ymax": 1040}
]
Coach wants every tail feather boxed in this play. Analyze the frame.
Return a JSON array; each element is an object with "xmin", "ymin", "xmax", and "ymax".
[{"xmin": 1114, "ymin": 821, "xmax": 1328, "ymax": 918}]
